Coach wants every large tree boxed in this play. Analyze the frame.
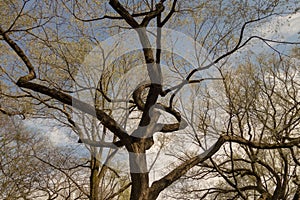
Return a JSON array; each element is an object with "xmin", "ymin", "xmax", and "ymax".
[{"xmin": 0, "ymin": 0, "xmax": 299, "ymax": 199}]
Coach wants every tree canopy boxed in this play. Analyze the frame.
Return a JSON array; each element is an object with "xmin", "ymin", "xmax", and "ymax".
[{"xmin": 0, "ymin": 0, "xmax": 299, "ymax": 199}]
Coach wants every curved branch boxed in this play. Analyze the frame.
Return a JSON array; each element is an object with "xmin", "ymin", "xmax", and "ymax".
[
  {"xmin": 16, "ymin": 81, "xmax": 131, "ymax": 145},
  {"xmin": 149, "ymin": 134, "xmax": 300, "ymax": 198},
  {"xmin": 132, "ymin": 83, "xmax": 187, "ymax": 133},
  {"xmin": 185, "ymin": 14, "xmax": 277, "ymax": 81},
  {"xmin": 161, "ymin": 0, "xmax": 177, "ymax": 26},
  {"xmin": 98, "ymin": 73, "xmax": 133, "ymax": 103},
  {"xmin": 0, "ymin": 26, "xmax": 36, "ymax": 83},
  {"xmin": 164, "ymin": 14, "xmax": 298, "ymax": 108},
  {"xmin": 1, "ymin": 28, "xmax": 131, "ymax": 145},
  {"xmin": 140, "ymin": 2, "xmax": 165, "ymax": 27}
]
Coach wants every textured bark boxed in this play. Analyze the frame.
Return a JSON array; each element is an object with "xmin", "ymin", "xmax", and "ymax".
[
  {"xmin": 128, "ymin": 143, "xmax": 150, "ymax": 200},
  {"xmin": 130, "ymin": 173, "xmax": 149, "ymax": 200},
  {"xmin": 90, "ymin": 157, "xmax": 101, "ymax": 200},
  {"xmin": 292, "ymin": 185, "xmax": 300, "ymax": 200}
]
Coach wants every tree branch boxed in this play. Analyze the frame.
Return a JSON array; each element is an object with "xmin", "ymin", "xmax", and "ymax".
[
  {"xmin": 149, "ymin": 136, "xmax": 226, "ymax": 199},
  {"xmin": 161, "ymin": 0, "xmax": 177, "ymax": 26},
  {"xmin": 132, "ymin": 83, "xmax": 187, "ymax": 133},
  {"xmin": 105, "ymin": 182, "xmax": 132, "ymax": 200},
  {"xmin": 79, "ymin": 138, "xmax": 119, "ymax": 149},
  {"xmin": 223, "ymin": 135, "xmax": 300, "ymax": 149},
  {"xmin": 0, "ymin": 26, "xmax": 36, "ymax": 83},
  {"xmin": 140, "ymin": 2, "xmax": 164, "ymax": 27},
  {"xmin": 149, "ymin": 134, "xmax": 300, "ymax": 198},
  {"xmin": 109, "ymin": 0, "xmax": 139, "ymax": 28},
  {"xmin": 185, "ymin": 14, "xmax": 276, "ymax": 81},
  {"xmin": 16, "ymin": 81, "xmax": 131, "ymax": 145}
]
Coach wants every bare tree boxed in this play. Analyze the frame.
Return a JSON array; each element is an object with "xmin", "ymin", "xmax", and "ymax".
[
  {"xmin": 165, "ymin": 56, "xmax": 300, "ymax": 199},
  {"xmin": 0, "ymin": 114, "xmax": 86, "ymax": 199},
  {"xmin": 0, "ymin": 0, "xmax": 299, "ymax": 199}
]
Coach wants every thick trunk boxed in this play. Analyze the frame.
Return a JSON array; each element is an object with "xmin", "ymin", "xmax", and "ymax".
[
  {"xmin": 90, "ymin": 157, "xmax": 101, "ymax": 200},
  {"xmin": 130, "ymin": 173, "xmax": 149, "ymax": 200},
  {"xmin": 129, "ymin": 143, "xmax": 150, "ymax": 200}
]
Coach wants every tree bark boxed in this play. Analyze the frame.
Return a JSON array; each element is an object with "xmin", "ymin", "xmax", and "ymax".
[
  {"xmin": 130, "ymin": 172, "xmax": 149, "ymax": 200},
  {"xmin": 129, "ymin": 142, "xmax": 150, "ymax": 200},
  {"xmin": 90, "ymin": 157, "xmax": 101, "ymax": 200}
]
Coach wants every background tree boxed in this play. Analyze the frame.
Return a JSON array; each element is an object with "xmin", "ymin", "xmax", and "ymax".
[
  {"xmin": 0, "ymin": 0, "xmax": 299, "ymax": 200},
  {"xmin": 0, "ymin": 114, "xmax": 86, "ymax": 199},
  {"xmin": 165, "ymin": 55, "xmax": 300, "ymax": 199}
]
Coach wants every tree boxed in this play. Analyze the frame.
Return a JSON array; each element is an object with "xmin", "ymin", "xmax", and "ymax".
[
  {"xmin": 0, "ymin": 114, "xmax": 86, "ymax": 199},
  {"xmin": 0, "ymin": 0, "xmax": 299, "ymax": 199},
  {"xmin": 165, "ymin": 56, "xmax": 300, "ymax": 199}
]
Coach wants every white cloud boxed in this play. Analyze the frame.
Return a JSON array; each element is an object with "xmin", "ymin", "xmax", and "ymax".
[
  {"xmin": 24, "ymin": 119, "xmax": 73, "ymax": 146},
  {"xmin": 47, "ymin": 127, "xmax": 73, "ymax": 146},
  {"xmin": 256, "ymin": 12, "xmax": 300, "ymax": 41}
]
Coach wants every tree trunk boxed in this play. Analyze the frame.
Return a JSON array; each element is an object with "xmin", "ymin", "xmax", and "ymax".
[
  {"xmin": 129, "ymin": 143, "xmax": 150, "ymax": 200},
  {"xmin": 130, "ymin": 173, "xmax": 149, "ymax": 200},
  {"xmin": 90, "ymin": 156, "xmax": 101, "ymax": 200}
]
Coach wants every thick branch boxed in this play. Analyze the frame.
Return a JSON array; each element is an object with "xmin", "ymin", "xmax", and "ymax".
[
  {"xmin": 109, "ymin": 2, "xmax": 163, "ymax": 130},
  {"xmin": 109, "ymin": 0, "xmax": 139, "ymax": 28},
  {"xmin": 149, "ymin": 136, "xmax": 226, "ymax": 199},
  {"xmin": 16, "ymin": 81, "xmax": 131, "ymax": 144},
  {"xmin": 2, "ymin": 29, "xmax": 131, "ymax": 145},
  {"xmin": 161, "ymin": 0, "xmax": 177, "ymax": 26},
  {"xmin": 0, "ymin": 26, "xmax": 36, "ymax": 83},
  {"xmin": 140, "ymin": 2, "xmax": 164, "ymax": 27},
  {"xmin": 133, "ymin": 83, "xmax": 187, "ymax": 133},
  {"xmin": 134, "ymin": 29, "xmax": 162, "ymax": 131},
  {"xmin": 149, "ymin": 134, "xmax": 300, "ymax": 199}
]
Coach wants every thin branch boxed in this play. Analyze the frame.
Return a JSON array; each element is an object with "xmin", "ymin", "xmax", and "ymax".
[
  {"xmin": 161, "ymin": 78, "xmax": 223, "ymax": 97},
  {"xmin": 6, "ymin": 1, "xmax": 27, "ymax": 32},
  {"xmin": 223, "ymin": 135, "xmax": 300, "ymax": 149},
  {"xmin": 0, "ymin": 107, "xmax": 25, "ymax": 119},
  {"xmin": 104, "ymin": 182, "xmax": 132, "ymax": 200},
  {"xmin": 33, "ymin": 154, "xmax": 88, "ymax": 197},
  {"xmin": 79, "ymin": 138, "xmax": 118, "ymax": 149}
]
